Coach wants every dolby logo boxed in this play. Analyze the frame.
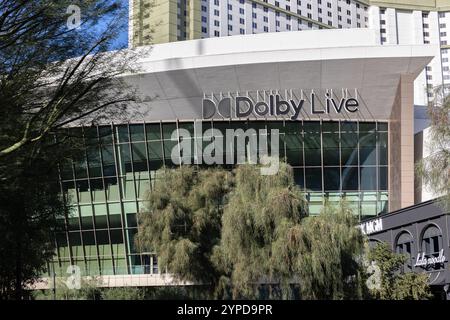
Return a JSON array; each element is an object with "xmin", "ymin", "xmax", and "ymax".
[{"xmin": 202, "ymin": 90, "xmax": 359, "ymax": 120}]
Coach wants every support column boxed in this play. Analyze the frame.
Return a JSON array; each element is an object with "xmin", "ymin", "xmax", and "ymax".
[{"xmin": 389, "ymin": 74, "xmax": 415, "ymax": 211}]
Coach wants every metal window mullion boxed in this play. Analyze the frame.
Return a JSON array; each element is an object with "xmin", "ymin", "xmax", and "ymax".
[
  {"xmin": 81, "ymin": 126, "xmax": 101, "ymax": 275},
  {"xmin": 111, "ymin": 123, "xmax": 131, "ymax": 274},
  {"xmin": 176, "ymin": 120, "xmax": 182, "ymax": 168},
  {"xmin": 56, "ymin": 160, "xmax": 73, "ymax": 269},
  {"xmin": 339, "ymin": 120, "xmax": 343, "ymax": 199},
  {"xmin": 127, "ymin": 123, "xmax": 141, "ymax": 274},
  {"xmin": 160, "ymin": 121, "xmax": 165, "ymax": 168},
  {"xmin": 376, "ymin": 122, "xmax": 380, "ymax": 216},
  {"xmin": 142, "ymin": 121, "xmax": 153, "ymax": 192},
  {"xmin": 71, "ymin": 160, "xmax": 88, "ymax": 273},
  {"xmin": 357, "ymin": 120, "xmax": 361, "ymax": 222},
  {"xmin": 302, "ymin": 120, "xmax": 306, "ymax": 193},
  {"xmin": 320, "ymin": 119, "xmax": 325, "ymax": 206},
  {"xmin": 96, "ymin": 125, "xmax": 116, "ymax": 275}
]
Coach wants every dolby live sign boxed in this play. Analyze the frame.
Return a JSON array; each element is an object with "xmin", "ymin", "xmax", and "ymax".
[{"xmin": 202, "ymin": 89, "xmax": 360, "ymax": 120}]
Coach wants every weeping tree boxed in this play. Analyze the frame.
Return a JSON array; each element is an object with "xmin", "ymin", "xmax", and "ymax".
[
  {"xmin": 137, "ymin": 164, "xmax": 370, "ymax": 299},
  {"xmin": 416, "ymin": 86, "xmax": 450, "ymax": 210},
  {"xmin": 136, "ymin": 166, "xmax": 233, "ymax": 293},
  {"xmin": 0, "ymin": 0, "xmax": 143, "ymax": 299},
  {"xmin": 212, "ymin": 163, "xmax": 308, "ymax": 299},
  {"xmin": 272, "ymin": 202, "xmax": 368, "ymax": 300},
  {"xmin": 215, "ymin": 164, "xmax": 367, "ymax": 299}
]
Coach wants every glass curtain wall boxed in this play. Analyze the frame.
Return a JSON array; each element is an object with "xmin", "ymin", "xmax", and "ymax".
[{"xmin": 50, "ymin": 120, "xmax": 388, "ymax": 276}]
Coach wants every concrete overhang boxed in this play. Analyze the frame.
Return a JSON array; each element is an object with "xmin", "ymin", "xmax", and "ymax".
[{"xmin": 120, "ymin": 28, "xmax": 436, "ymax": 122}]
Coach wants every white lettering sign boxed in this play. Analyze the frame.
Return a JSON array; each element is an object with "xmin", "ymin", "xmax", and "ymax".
[
  {"xmin": 359, "ymin": 218, "xmax": 383, "ymax": 235},
  {"xmin": 414, "ymin": 249, "xmax": 446, "ymax": 268}
]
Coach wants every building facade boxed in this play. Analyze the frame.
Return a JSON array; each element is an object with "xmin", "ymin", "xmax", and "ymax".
[
  {"xmin": 361, "ymin": 199, "xmax": 450, "ymax": 300},
  {"xmin": 129, "ymin": 0, "xmax": 450, "ymax": 107},
  {"xmin": 37, "ymin": 28, "xmax": 438, "ymax": 287}
]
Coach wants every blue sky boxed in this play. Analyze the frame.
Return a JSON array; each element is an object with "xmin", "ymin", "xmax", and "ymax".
[{"xmin": 89, "ymin": 1, "xmax": 129, "ymax": 50}]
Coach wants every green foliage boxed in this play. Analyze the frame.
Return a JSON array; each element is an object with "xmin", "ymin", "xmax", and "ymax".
[
  {"xmin": 136, "ymin": 166, "xmax": 232, "ymax": 287},
  {"xmin": 137, "ymin": 163, "xmax": 369, "ymax": 300},
  {"xmin": 215, "ymin": 163, "xmax": 308, "ymax": 299},
  {"xmin": 102, "ymin": 287, "xmax": 145, "ymax": 300},
  {"xmin": 416, "ymin": 86, "xmax": 450, "ymax": 210},
  {"xmin": 32, "ymin": 278, "xmax": 102, "ymax": 300},
  {"xmin": 0, "ymin": 0, "xmax": 142, "ymax": 299},
  {"xmin": 368, "ymin": 243, "xmax": 431, "ymax": 300},
  {"xmin": 391, "ymin": 273, "xmax": 432, "ymax": 300}
]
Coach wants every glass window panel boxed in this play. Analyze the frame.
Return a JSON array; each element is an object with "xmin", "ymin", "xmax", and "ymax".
[
  {"xmin": 304, "ymin": 133, "xmax": 321, "ymax": 166},
  {"xmin": 123, "ymin": 202, "xmax": 137, "ymax": 215},
  {"xmin": 378, "ymin": 132, "xmax": 388, "ymax": 165},
  {"xmin": 127, "ymin": 229, "xmax": 139, "ymax": 254},
  {"xmin": 118, "ymin": 144, "xmax": 132, "ymax": 173},
  {"xmin": 293, "ymin": 168, "xmax": 304, "ymax": 189},
  {"xmin": 127, "ymin": 213, "xmax": 137, "ymax": 228},
  {"xmin": 116, "ymin": 126, "xmax": 129, "ymax": 143},
  {"xmin": 342, "ymin": 167, "xmax": 358, "ymax": 191},
  {"xmin": 74, "ymin": 160, "xmax": 88, "ymax": 179},
  {"xmin": 323, "ymin": 132, "xmax": 340, "ymax": 166},
  {"xmin": 379, "ymin": 167, "xmax": 388, "ymax": 191},
  {"xmin": 105, "ymin": 178, "xmax": 119, "ymax": 201},
  {"xmin": 109, "ymin": 214, "xmax": 123, "ymax": 229},
  {"xmin": 79, "ymin": 205, "xmax": 93, "ymax": 217},
  {"xmin": 110, "ymin": 229, "xmax": 124, "ymax": 244},
  {"xmin": 341, "ymin": 133, "xmax": 358, "ymax": 166},
  {"xmin": 163, "ymin": 140, "xmax": 179, "ymax": 167},
  {"xmin": 99, "ymin": 126, "xmax": 113, "ymax": 145},
  {"xmin": 98, "ymin": 242, "xmax": 112, "ymax": 257},
  {"xmin": 264, "ymin": 121, "xmax": 285, "ymax": 161},
  {"xmin": 99, "ymin": 258, "xmax": 114, "ymax": 275},
  {"xmin": 69, "ymin": 232, "xmax": 82, "ymax": 246},
  {"xmin": 305, "ymin": 168, "xmax": 322, "ymax": 191},
  {"xmin": 285, "ymin": 134, "xmax": 303, "ymax": 166},
  {"xmin": 136, "ymin": 177, "xmax": 150, "ymax": 200},
  {"xmin": 56, "ymin": 233, "xmax": 68, "ymax": 247},
  {"xmin": 307, "ymin": 192, "xmax": 324, "ymax": 215},
  {"xmin": 62, "ymin": 181, "xmax": 76, "ymax": 201},
  {"xmin": 322, "ymin": 121, "xmax": 339, "ymax": 133},
  {"xmin": 83, "ymin": 231, "xmax": 96, "ymax": 246},
  {"xmin": 340, "ymin": 121, "xmax": 358, "ymax": 132},
  {"xmin": 81, "ymin": 216, "xmax": 94, "ymax": 230},
  {"xmin": 101, "ymin": 145, "xmax": 116, "ymax": 177},
  {"xmin": 147, "ymin": 141, "xmax": 164, "ymax": 170},
  {"xmin": 361, "ymin": 202, "xmax": 377, "ymax": 220},
  {"xmin": 95, "ymin": 215, "xmax": 108, "ymax": 229},
  {"xmin": 71, "ymin": 245, "xmax": 84, "ymax": 258},
  {"xmin": 86, "ymin": 259, "xmax": 100, "ymax": 276},
  {"xmin": 87, "ymin": 146, "xmax": 102, "ymax": 177},
  {"xmin": 68, "ymin": 217, "xmax": 80, "ymax": 231},
  {"xmin": 122, "ymin": 174, "xmax": 136, "ymax": 200},
  {"xmin": 129, "ymin": 124, "xmax": 145, "ymax": 142},
  {"xmin": 324, "ymin": 167, "xmax": 340, "ymax": 191},
  {"xmin": 359, "ymin": 122, "xmax": 376, "ymax": 132},
  {"xmin": 132, "ymin": 142, "xmax": 148, "ymax": 172},
  {"xmin": 162, "ymin": 123, "xmax": 177, "ymax": 140},
  {"xmin": 303, "ymin": 122, "xmax": 320, "ymax": 133},
  {"xmin": 93, "ymin": 203, "xmax": 107, "ymax": 216},
  {"xmin": 377, "ymin": 122, "xmax": 388, "ymax": 131},
  {"xmin": 96, "ymin": 230, "xmax": 110, "ymax": 245},
  {"xmin": 145, "ymin": 123, "xmax": 161, "ymax": 141},
  {"xmin": 178, "ymin": 122, "xmax": 195, "ymax": 135},
  {"xmin": 60, "ymin": 162, "xmax": 74, "ymax": 180},
  {"xmin": 360, "ymin": 167, "xmax": 377, "ymax": 191},
  {"xmin": 359, "ymin": 132, "xmax": 376, "ymax": 166}
]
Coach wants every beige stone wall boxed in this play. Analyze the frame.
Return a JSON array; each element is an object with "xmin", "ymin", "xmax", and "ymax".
[
  {"xmin": 132, "ymin": 0, "xmax": 179, "ymax": 46},
  {"xmin": 389, "ymin": 74, "xmax": 415, "ymax": 211}
]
